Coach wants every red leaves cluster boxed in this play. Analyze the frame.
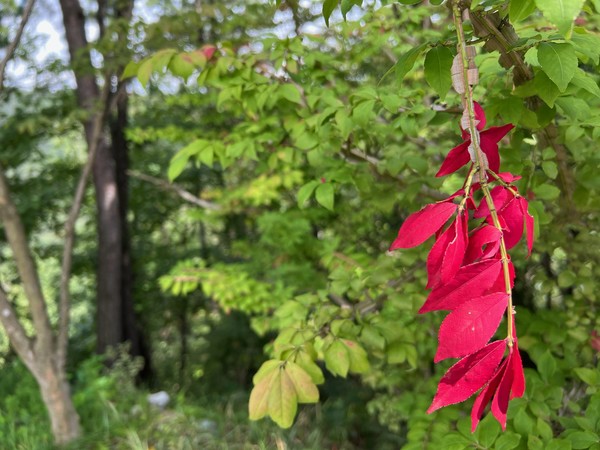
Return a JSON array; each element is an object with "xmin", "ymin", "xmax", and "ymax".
[{"xmin": 389, "ymin": 105, "xmax": 533, "ymax": 431}]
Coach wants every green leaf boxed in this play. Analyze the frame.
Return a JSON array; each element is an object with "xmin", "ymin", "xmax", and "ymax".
[
  {"xmin": 571, "ymin": 30, "xmax": 600, "ymax": 64},
  {"xmin": 297, "ymin": 181, "xmax": 319, "ymax": 208},
  {"xmin": 555, "ymin": 97, "xmax": 590, "ymax": 121},
  {"xmin": 253, "ymin": 360, "xmax": 281, "ymax": 384},
  {"xmin": 567, "ymin": 431, "xmax": 600, "ymax": 449},
  {"xmin": 168, "ymin": 139, "xmax": 208, "ymax": 181},
  {"xmin": 315, "ymin": 183, "xmax": 334, "ymax": 211},
  {"xmin": 249, "ymin": 361, "xmax": 280, "ymax": 421},
  {"xmin": 537, "ymin": 417, "xmax": 553, "ymax": 442},
  {"xmin": 495, "ymin": 432, "xmax": 521, "ymax": 450},
  {"xmin": 535, "ymin": 71, "xmax": 561, "ymax": 108},
  {"xmin": 387, "ymin": 342, "xmax": 407, "ymax": 364},
  {"xmin": 295, "ymin": 351, "xmax": 325, "ymax": 384},
  {"xmin": 121, "ymin": 61, "xmax": 141, "ymax": 80},
  {"xmin": 360, "ymin": 325, "xmax": 386, "ymax": 350},
  {"xmin": 534, "ymin": 0, "xmax": 585, "ymax": 37},
  {"xmin": 424, "ymin": 46, "xmax": 454, "ymax": 100},
  {"xmin": 198, "ymin": 146, "xmax": 214, "ymax": 167},
  {"xmin": 380, "ymin": 43, "xmax": 428, "ymax": 85},
  {"xmin": 510, "ymin": 0, "xmax": 536, "ymax": 22},
  {"xmin": 322, "ymin": 0, "xmax": 338, "ymax": 26},
  {"xmin": 267, "ymin": 368, "xmax": 298, "ymax": 428},
  {"xmin": 542, "ymin": 161, "xmax": 558, "ymax": 179},
  {"xmin": 536, "ymin": 350, "xmax": 556, "ymax": 381},
  {"xmin": 352, "ymin": 100, "xmax": 375, "ymax": 126},
  {"xmin": 285, "ymin": 362, "xmax": 319, "ymax": 403},
  {"xmin": 325, "ymin": 339, "xmax": 350, "ymax": 377},
  {"xmin": 335, "ymin": 109, "xmax": 353, "ymax": 140},
  {"xmin": 340, "ymin": 0, "xmax": 357, "ymax": 19},
  {"xmin": 528, "ymin": 435, "xmax": 544, "ymax": 450},
  {"xmin": 571, "ymin": 69, "xmax": 600, "ymax": 98},
  {"xmin": 534, "ymin": 184, "xmax": 561, "ymax": 200},
  {"xmin": 168, "ymin": 53, "xmax": 196, "ymax": 80},
  {"xmin": 248, "ymin": 361, "xmax": 280, "ymax": 420},
  {"xmin": 279, "ymin": 84, "xmax": 303, "ymax": 105},
  {"xmin": 342, "ymin": 339, "xmax": 370, "ymax": 374},
  {"xmin": 538, "ymin": 43, "xmax": 577, "ymax": 92},
  {"xmin": 477, "ymin": 415, "xmax": 500, "ymax": 447},
  {"xmin": 574, "ymin": 367, "xmax": 600, "ymax": 386},
  {"xmin": 546, "ymin": 440, "xmax": 573, "ymax": 450},
  {"xmin": 149, "ymin": 49, "xmax": 177, "ymax": 73},
  {"xmin": 137, "ymin": 58, "xmax": 154, "ymax": 87},
  {"xmin": 513, "ymin": 408, "xmax": 534, "ymax": 435}
]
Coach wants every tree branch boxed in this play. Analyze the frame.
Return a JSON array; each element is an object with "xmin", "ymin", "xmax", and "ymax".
[
  {"xmin": 127, "ymin": 170, "xmax": 222, "ymax": 210},
  {"xmin": 341, "ymin": 147, "xmax": 447, "ymax": 200},
  {"xmin": 0, "ymin": 285, "xmax": 36, "ymax": 372},
  {"xmin": 0, "ymin": 0, "xmax": 36, "ymax": 92},
  {"xmin": 0, "ymin": 169, "xmax": 54, "ymax": 356},
  {"xmin": 467, "ymin": 5, "xmax": 577, "ymax": 216}
]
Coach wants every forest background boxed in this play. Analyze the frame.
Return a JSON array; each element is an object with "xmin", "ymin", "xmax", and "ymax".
[{"xmin": 0, "ymin": 0, "xmax": 599, "ymax": 448}]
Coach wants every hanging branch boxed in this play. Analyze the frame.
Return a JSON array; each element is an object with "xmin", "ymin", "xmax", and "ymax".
[
  {"xmin": 388, "ymin": 0, "xmax": 533, "ymax": 431},
  {"xmin": 451, "ymin": 2, "xmax": 515, "ymax": 346}
]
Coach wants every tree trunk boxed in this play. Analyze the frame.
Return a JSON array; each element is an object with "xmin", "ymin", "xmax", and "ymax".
[
  {"xmin": 35, "ymin": 363, "xmax": 81, "ymax": 446},
  {"xmin": 111, "ymin": 90, "xmax": 153, "ymax": 380},
  {"xmin": 58, "ymin": 0, "xmax": 151, "ymax": 367},
  {"xmin": 94, "ymin": 140, "xmax": 124, "ymax": 352}
]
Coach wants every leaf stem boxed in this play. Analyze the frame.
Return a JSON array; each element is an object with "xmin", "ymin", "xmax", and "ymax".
[
  {"xmin": 486, "ymin": 169, "xmax": 519, "ymax": 197},
  {"xmin": 459, "ymin": 164, "xmax": 477, "ymax": 212},
  {"xmin": 451, "ymin": 1, "xmax": 514, "ymax": 347}
]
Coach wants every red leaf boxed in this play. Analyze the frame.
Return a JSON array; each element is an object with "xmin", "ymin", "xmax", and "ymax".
[
  {"xmin": 440, "ymin": 212, "xmax": 468, "ymax": 285},
  {"xmin": 464, "ymin": 225, "xmax": 502, "ymax": 264},
  {"xmin": 202, "ymin": 45, "xmax": 217, "ymax": 60},
  {"xmin": 435, "ymin": 293, "xmax": 508, "ymax": 362},
  {"xmin": 510, "ymin": 343, "xmax": 525, "ymax": 400},
  {"xmin": 474, "ymin": 102, "xmax": 487, "ymax": 131},
  {"xmin": 471, "ymin": 358, "xmax": 508, "ymax": 432},
  {"xmin": 436, "ymin": 141, "xmax": 470, "ymax": 177},
  {"xmin": 427, "ymin": 221, "xmax": 456, "ymax": 289},
  {"xmin": 486, "ymin": 258, "xmax": 515, "ymax": 294},
  {"xmin": 419, "ymin": 259, "xmax": 502, "ymax": 313},
  {"xmin": 390, "ymin": 202, "xmax": 457, "ymax": 250},
  {"xmin": 492, "ymin": 351, "xmax": 515, "ymax": 430},
  {"xmin": 518, "ymin": 197, "xmax": 535, "ymax": 256},
  {"xmin": 499, "ymin": 198, "xmax": 524, "ymax": 250},
  {"xmin": 474, "ymin": 186, "xmax": 511, "ymax": 219},
  {"xmin": 479, "ymin": 124, "xmax": 514, "ymax": 173},
  {"xmin": 497, "ymin": 172, "xmax": 521, "ymax": 184},
  {"xmin": 427, "ymin": 340, "xmax": 507, "ymax": 413}
]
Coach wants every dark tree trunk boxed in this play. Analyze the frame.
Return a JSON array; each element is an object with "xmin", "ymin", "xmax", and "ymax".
[
  {"xmin": 59, "ymin": 0, "xmax": 151, "ymax": 373},
  {"xmin": 110, "ymin": 89, "xmax": 153, "ymax": 380},
  {"xmin": 93, "ymin": 140, "xmax": 124, "ymax": 352}
]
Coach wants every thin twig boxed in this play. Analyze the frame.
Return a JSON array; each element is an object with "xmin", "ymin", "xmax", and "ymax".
[
  {"xmin": 0, "ymin": 0, "xmax": 36, "ymax": 92},
  {"xmin": 342, "ymin": 147, "xmax": 447, "ymax": 200},
  {"xmin": 127, "ymin": 170, "xmax": 221, "ymax": 210}
]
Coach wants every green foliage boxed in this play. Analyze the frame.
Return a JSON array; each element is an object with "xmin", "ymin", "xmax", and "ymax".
[{"xmin": 3, "ymin": 0, "xmax": 600, "ymax": 447}]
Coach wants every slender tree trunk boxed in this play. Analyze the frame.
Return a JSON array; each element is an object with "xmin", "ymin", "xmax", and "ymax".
[{"xmin": 35, "ymin": 364, "xmax": 81, "ymax": 445}]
